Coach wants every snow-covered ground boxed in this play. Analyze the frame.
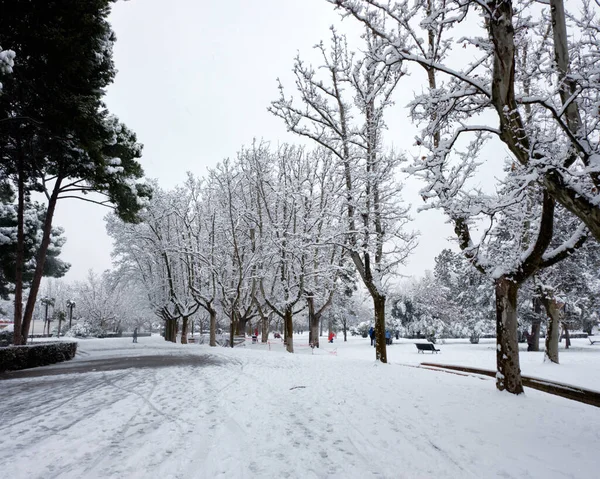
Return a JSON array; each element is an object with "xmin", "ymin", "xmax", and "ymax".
[{"xmin": 1, "ymin": 334, "xmax": 599, "ymax": 478}]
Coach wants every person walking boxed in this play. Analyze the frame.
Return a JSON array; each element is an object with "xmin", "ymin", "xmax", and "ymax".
[
  {"xmin": 328, "ymin": 331, "xmax": 335, "ymax": 343},
  {"xmin": 133, "ymin": 328, "xmax": 138, "ymax": 343},
  {"xmin": 369, "ymin": 326, "xmax": 375, "ymax": 346}
]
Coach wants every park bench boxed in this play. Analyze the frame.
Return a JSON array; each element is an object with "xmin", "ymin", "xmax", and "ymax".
[
  {"xmin": 415, "ymin": 343, "xmax": 440, "ymax": 354},
  {"xmin": 588, "ymin": 336, "xmax": 600, "ymax": 345}
]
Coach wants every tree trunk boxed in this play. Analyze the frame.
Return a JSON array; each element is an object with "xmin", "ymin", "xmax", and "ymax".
[
  {"xmin": 209, "ymin": 309, "xmax": 217, "ymax": 347},
  {"xmin": 229, "ymin": 311, "xmax": 236, "ymax": 348},
  {"xmin": 20, "ymin": 178, "xmax": 62, "ymax": 343},
  {"xmin": 530, "ymin": 319, "xmax": 541, "ymax": 352},
  {"xmin": 307, "ymin": 296, "xmax": 319, "ymax": 348},
  {"xmin": 171, "ymin": 319, "xmax": 175, "ymax": 342},
  {"xmin": 373, "ymin": 294, "xmax": 387, "ymax": 363},
  {"xmin": 181, "ymin": 316, "xmax": 189, "ymax": 344},
  {"xmin": 165, "ymin": 319, "xmax": 177, "ymax": 343},
  {"xmin": 235, "ymin": 317, "xmax": 248, "ymax": 336},
  {"xmin": 541, "ymin": 296, "xmax": 561, "ymax": 364},
  {"xmin": 12, "ymin": 161, "xmax": 26, "ymax": 346},
  {"xmin": 495, "ymin": 277, "xmax": 523, "ymax": 394},
  {"xmin": 284, "ymin": 307, "xmax": 294, "ymax": 353},
  {"xmin": 43, "ymin": 303, "xmax": 50, "ymax": 337},
  {"xmin": 310, "ymin": 315, "xmax": 319, "ymax": 348},
  {"xmin": 261, "ymin": 314, "xmax": 269, "ymax": 343}
]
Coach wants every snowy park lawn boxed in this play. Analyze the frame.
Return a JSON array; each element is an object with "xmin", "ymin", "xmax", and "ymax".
[
  {"xmin": 324, "ymin": 335, "xmax": 600, "ymax": 392},
  {"xmin": 1, "ymin": 335, "xmax": 599, "ymax": 479}
]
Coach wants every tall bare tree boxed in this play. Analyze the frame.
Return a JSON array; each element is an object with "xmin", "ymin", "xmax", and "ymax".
[{"xmin": 271, "ymin": 28, "xmax": 416, "ymax": 362}]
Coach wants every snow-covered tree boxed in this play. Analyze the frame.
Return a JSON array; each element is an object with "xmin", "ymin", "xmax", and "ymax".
[
  {"xmin": 527, "ymin": 224, "xmax": 600, "ymax": 363},
  {"xmin": 392, "ymin": 272, "xmax": 448, "ymax": 341},
  {"xmin": 204, "ymin": 155, "xmax": 260, "ymax": 347},
  {"xmin": 182, "ymin": 174, "xmax": 220, "ymax": 347},
  {"xmin": 0, "ymin": 46, "xmax": 15, "ymax": 91},
  {"xmin": 0, "ymin": 183, "xmax": 70, "ymax": 300},
  {"xmin": 271, "ymin": 27, "xmax": 417, "ymax": 362},
  {"xmin": 328, "ymin": 0, "xmax": 600, "ymax": 239},
  {"xmin": 108, "ymin": 184, "xmax": 201, "ymax": 343},
  {"xmin": 248, "ymin": 145, "xmax": 311, "ymax": 353},
  {"xmin": 74, "ymin": 270, "xmax": 124, "ymax": 334},
  {"xmin": 433, "ymin": 249, "xmax": 495, "ymax": 341}
]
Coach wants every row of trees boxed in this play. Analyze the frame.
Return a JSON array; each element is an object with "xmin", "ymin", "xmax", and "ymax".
[
  {"xmin": 108, "ymin": 22, "xmax": 423, "ymax": 358},
  {"xmin": 47, "ymin": 271, "xmax": 156, "ymax": 337},
  {"xmin": 0, "ymin": 270, "xmax": 157, "ymax": 338},
  {"xmin": 393, "ymin": 246, "xmax": 599, "ymax": 349},
  {"xmin": 107, "ymin": 136, "xmax": 414, "ymax": 354}
]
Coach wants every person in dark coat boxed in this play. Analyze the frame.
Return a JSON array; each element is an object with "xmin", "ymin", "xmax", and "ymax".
[
  {"xmin": 133, "ymin": 328, "xmax": 138, "ymax": 343},
  {"xmin": 369, "ymin": 326, "xmax": 375, "ymax": 346}
]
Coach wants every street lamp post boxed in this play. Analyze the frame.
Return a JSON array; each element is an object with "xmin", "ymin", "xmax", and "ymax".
[
  {"xmin": 28, "ymin": 302, "xmax": 34, "ymax": 344},
  {"xmin": 40, "ymin": 296, "xmax": 55, "ymax": 337},
  {"xmin": 57, "ymin": 311, "xmax": 66, "ymax": 338},
  {"xmin": 66, "ymin": 300, "xmax": 76, "ymax": 329}
]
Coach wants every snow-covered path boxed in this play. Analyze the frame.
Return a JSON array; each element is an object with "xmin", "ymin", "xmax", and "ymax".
[{"xmin": 1, "ymin": 336, "xmax": 599, "ymax": 478}]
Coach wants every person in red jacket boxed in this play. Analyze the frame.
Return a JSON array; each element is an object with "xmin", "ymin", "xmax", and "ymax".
[{"xmin": 328, "ymin": 331, "xmax": 335, "ymax": 343}]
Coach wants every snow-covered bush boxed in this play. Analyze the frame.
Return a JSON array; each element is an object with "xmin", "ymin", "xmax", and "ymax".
[
  {"xmin": 352, "ymin": 321, "xmax": 371, "ymax": 337},
  {"xmin": 63, "ymin": 320, "xmax": 106, "ymax": 338},
  {"xmin": 0, "ymin": 329, "xmax": 14, "ymax": 347},
  {"xmin": 0, "ymin": 47, "xmax": 16, "ymax": 91}
]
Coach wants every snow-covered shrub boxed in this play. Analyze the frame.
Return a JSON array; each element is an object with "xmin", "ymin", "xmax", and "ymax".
[
  {"xmin": 63, "ymin": 320, "xmax": 106, "ymax": 338},
  {"xmin": 353, "ymin": 321, "xmax": 370, "ymax": 338},
  {"xmin": 0, "ymin": 47, "xmax": 15, "ymax": 91},
  {"xmin": 0, "ymin": 329, "xmax": 14, "ymax": 347}
]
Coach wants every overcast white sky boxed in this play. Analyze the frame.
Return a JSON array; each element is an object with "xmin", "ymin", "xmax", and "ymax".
[{"xmin": 54, "ymin": 0, "xmax": 459, "ymax": 283}]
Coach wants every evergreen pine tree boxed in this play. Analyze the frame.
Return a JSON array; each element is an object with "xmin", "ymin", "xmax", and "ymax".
[{"xmin": 0, "ymin": 0, "xmax": 151, "ymax": 344}]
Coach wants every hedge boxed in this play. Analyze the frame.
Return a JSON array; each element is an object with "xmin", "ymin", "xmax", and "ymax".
[{"xmin": 0, "ymin": 341, "xmax": 78, "ymax": 373}]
